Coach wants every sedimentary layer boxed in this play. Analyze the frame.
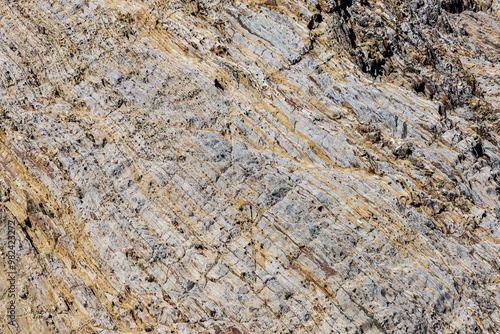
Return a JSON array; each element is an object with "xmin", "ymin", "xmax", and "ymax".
[{"xmin": 0, "ymin": 0, "xmax": 500, "ymax": 333}]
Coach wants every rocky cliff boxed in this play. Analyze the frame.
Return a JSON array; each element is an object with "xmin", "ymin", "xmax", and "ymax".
[{"xmin": 0, "ymin": 0, "xmax": 500, "ymax": 333}]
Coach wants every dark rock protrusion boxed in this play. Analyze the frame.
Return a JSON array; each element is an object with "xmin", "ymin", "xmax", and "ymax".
[
  {"xmin": 440, "ymin": 0, "xmax": 480, "ymax": 13},
  {"xmin": 308, "ymin": 14, "xmax": 323, "ymax": 30}
]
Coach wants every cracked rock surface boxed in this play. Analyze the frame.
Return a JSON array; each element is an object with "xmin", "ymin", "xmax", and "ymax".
[{"xmin": 0, "ymin": 0, "xmax": 500, "ymax": 333}]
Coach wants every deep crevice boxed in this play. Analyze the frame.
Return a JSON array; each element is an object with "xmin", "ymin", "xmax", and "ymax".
[{"xmin": 19, "ymin": 219, "xmax": 39, "ymax": 255}]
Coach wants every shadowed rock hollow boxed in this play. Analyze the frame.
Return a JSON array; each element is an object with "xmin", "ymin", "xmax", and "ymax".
[{"xmin": 0, "ymin": 0, "xmax": 500, "ymax": 333}]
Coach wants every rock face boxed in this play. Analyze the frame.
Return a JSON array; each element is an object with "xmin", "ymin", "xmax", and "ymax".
[{"xmin": 0, "ymin": 0, "xmax": 500, "ymax": 333}]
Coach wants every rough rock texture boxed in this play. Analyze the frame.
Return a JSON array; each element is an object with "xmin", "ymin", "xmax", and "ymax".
[{"xmin": 0, "ymin": 0, "xmax": 500, "ymax": 333}]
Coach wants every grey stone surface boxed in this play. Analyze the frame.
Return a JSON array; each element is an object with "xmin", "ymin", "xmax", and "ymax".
[{"xmin": 0, "ymin": 0, "xmax": 499, "ymax": 333}]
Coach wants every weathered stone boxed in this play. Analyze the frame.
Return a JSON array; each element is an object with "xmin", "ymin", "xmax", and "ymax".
[{"xmin": 0, "ymin": 0, "xmax": 499, "ymax": 333}]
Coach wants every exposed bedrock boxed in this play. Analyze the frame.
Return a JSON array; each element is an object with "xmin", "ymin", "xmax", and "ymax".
[{"xmin": 0, "ymin": 0, "xmax": 499, "ymax": 333}]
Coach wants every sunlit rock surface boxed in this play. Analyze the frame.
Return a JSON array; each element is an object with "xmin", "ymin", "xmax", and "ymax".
[{"xmin": 0, "ymin": 0, "xmax": 500, "ymax": 333}]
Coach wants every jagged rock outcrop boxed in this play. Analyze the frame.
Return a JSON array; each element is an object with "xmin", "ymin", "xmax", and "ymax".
[{"xmin": 0, "ymin": 0, "xmax": 499, "ymax": 333}]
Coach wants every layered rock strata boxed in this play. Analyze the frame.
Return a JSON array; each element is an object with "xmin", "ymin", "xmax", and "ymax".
[{"xmin": 0, "ymin": 0, "xmax": 500, "ymax": 333}]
